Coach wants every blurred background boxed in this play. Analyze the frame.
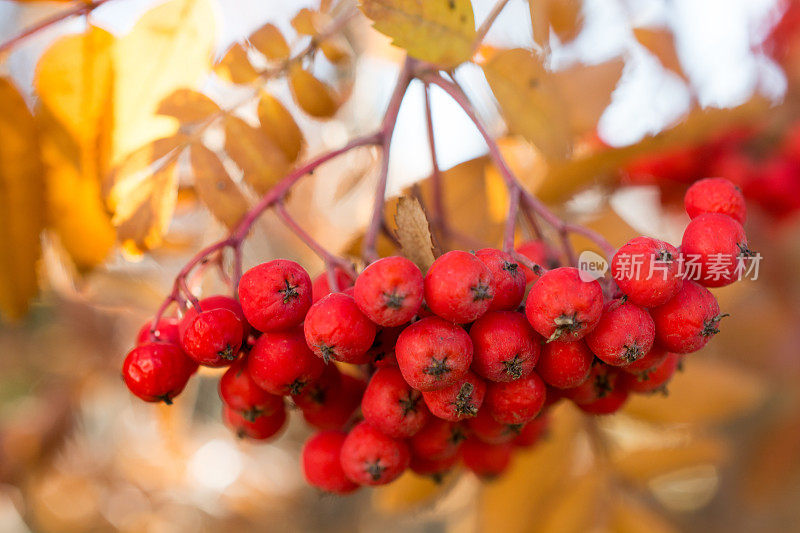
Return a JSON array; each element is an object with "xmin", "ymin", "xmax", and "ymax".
[{"xmin": 2, "ymin": 0, "xmax": 800, "ymax": 531}]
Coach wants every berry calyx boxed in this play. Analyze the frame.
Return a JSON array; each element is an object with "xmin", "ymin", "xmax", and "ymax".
[
  {"xmin": 302, "ymin": 430, "xmax": 360, "ymax": 494},
  {"xmin": 423, "ymin": 250, "xmax": 494, "ymax": 324},
  {"xmin": 304, "ymin": 293, "xmax": 377, "ymax": 364},
  {"xmin": 122, "ymin": 342, "xmax": 197, "ymax": 404},
  {"xmin": 469, "ymin": 311, "xmax": 541, "ymax": 382},
  {"xmin": 339, "ymin": 421, "xmax": 410, "ymax": 486},
  {"xmin": 422, "ymin": 371, "xmax": 486, "ymax": 421},
  {"xmin": 684, "ymin": 177, "xmax": 747, "ymax": 224},
  {"xmin": 354, "ymin": 256, "xmax": 424, "ymax": 327},
  {"xmin": 247, "ymin": 327, "xmax": 325, "ymax": 395},
  {"xmin": 179, "ymin": 306, "xmax": 244, "ymax": 367},
  {"xmin": 467, "ymin": 408, "xmax": 521, "ymax": 444},
  {"xmin": 223, "ymin": 404, "xmax": 286, "ymax": 440},
  {"xmin": 301, "ymin": 372, "xmax": 366, "ymax": 431},
  {"xmin": 536, "ymin": 339, "xmax": 593, "ymax": 389},
  {"xmin": 474, "ymin": 248, "xmax": 526, "ymax": 311},
  {"xmin": 361, "ymin": 367, "xmax": 429, "ymax": 438},
  {"xmin": 611, "ymin": 237, "xmax": 682, "ymax": 308},
  {"xmin": 650, "ymin": 280, "xmax": 723, "ymax": 353},
  {"xmin": 238, "ymin": 259, "xmax": 312, "ymax": 332},
  {"xmin": 395, "ymin": 316, "xmax": 473, "ymax": 391},
  {"xmin": 585, "ymin": 300, "xmax": 655, "ymax": 367}
]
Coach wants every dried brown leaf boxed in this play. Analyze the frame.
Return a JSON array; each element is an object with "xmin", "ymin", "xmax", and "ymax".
[{"xmin": 394, "ymin": 196, "xmax": 435, "ymax": 271}]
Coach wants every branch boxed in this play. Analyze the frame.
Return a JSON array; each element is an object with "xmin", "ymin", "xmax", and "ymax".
[{"xmin": 472, "ymin": 0, "xmax": 512, "ymax": 55}]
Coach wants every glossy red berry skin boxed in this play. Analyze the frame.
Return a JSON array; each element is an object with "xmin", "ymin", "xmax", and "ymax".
[
  {"xmin": 122, "ymin": 343, "xmax": 196, "ymax": 404},
  {"xmin": 136, "ymin": 317, "xmax": 180, "ymax": 346},
  {"xmin": 304, "ymin": 293, "xmax": 377, "ymax": 364},
  {"xmin": 650, "ymin": 280, "xmax": 723, "ymax": 354},
  {"xmin": 291, "ymin": 363, "xmax": 341, "ymax": 411},
  {"xmin": 179, "ymin": 307, "xmax": 244, "ymax": 367},
  {"xmin": 474, "ymin": 248, "xmax": 526, "ymax": 311},
  {"xmin": 410, "ymin": 418, "xmax": 466, "ymax": 460},
  {"xmin": 467, "ymin": 408, "xmax": 520, "ymax": 444},
  {"xmin": 461, "ymin": 437, "xmax": 513, "ymax": 478},
  {"xmin": 302, "ymin": 430, "xmax": 360, "ymax": 494},
  {"xmin": 565, "ymin": 363, "xmax": 621, "ymax": 405},
  {"xmin": 424, "ymin": 250, "xmax": 494, "ymax": 324},
  {"xmin": 367, "ymin": 326, "xmax": 403, "ymax": 368},
  {"xmin": 362, "ymin": 367, "xmax": 429, "ymax": 438},
  {"xmin": 410, "ymin": 454, "xmax": 459, "ymax": 478},
  {"xmin": 621, "ymin": 352, "xmax": 681, "ymax": 393},
  {"xmin": 585, "ymin": 301, "xmax": 655, "ymax": 367},
  {"xmin": 422, "ymin": 371, "xmax": 486, "ymax": 422},
  {"xmin": 684, "ymin": 177, "xmax": 746, "ymax": 224},
  {"xmin": 247, "ymin": 327, "xmax": 325, "ymax": 395},
  {"xmin": 469, "ymin": 311, "xmax": 541, "ymax": 383},
  {"xmin": 395, "ymin": 317, "xmax": 473, "ymax": 391},
  {"xmin": 223, "ymin": 404, "xmax": 286, "ymax": 440},
  {"xmin": 623, "ymin": 345, "xmax": 669, "ymax": 374},
  {"xmin": 513, "ymin": 415, "xmax": 549, "ymax": 447},
  {"xmin": 536, "ymin": 339, "xmax": 593, "ymax": 389},
  {"xmin": 311, "ymin": 268, "xmax": 353, "ymax": 302},
  {"xmin": 340, "ymin": 421, "xmax": 411, "ymax": 486},
  {"xmin": 681, "ymin": 213, "xmax": 751, "ymax": 288},
  {"xmin": 301, "ymin": 373, "xmax": 366, "ymax": 431},
  {"xmin": 516, "ymin": 240, "xmax": 553, "ymax": 284},
  {"xmin": 525, "ymin": 267, "xmax": 604, "ymax": 342},
  {"xmin": 576, "ymin": 385, "xmax": 629, "ymax": 415},
  {"xmin": 194, "ymin": 295, "xmax": 250, "ymax": 337},
  {"xmin": 354, "ymin": 256, "xmax": 424, "ymax": 327},
  {"xmin": 219, "ymin": 359, "xmax": 283, "ymax": 421},
  {"xmin": 238, "ymin": 259, "xmax": 312, "ymax": 332},
  {"xmin": 611, "ymin": 237, "xmax": 682, "ymax": 308},
  {"xmin": 484, "ymin": 373, "xmax": 546, "ymax": 425}
]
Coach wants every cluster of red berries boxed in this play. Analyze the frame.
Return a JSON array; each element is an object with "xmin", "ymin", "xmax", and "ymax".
[{"xmin": 121, "ymin": 177, "xmax": 753, "ymax": 494}]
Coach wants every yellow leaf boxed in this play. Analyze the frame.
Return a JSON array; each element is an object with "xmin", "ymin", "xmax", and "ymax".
[
  {"xmin": 611, "ymin": 495, "xmax": 678, "ymax": 533},
  {"xmin": 612, "ymin": 437, "xmax": 730, "ymax": 485},
  {"xmin": 359, "ymin": 0, "xmax": 476, "ymax": 68},
  {"xmin": 114, "ymin": 0, "xmax": 214, "ymax": 163},
  {"xmin": 530, "ymin": 0, "xmax": 584, "ymax": 48},
  {"xmin": 215, "ymin": 42, "xmax": 260, "ymax": 85},
  {"xmin": 320, "ymin": 35, "xmax": 353, "ymax": 64},
  {"xmin": 248, "ymin": 22, "xmax": 290, "ymax": 61},
  {"xmin": 157, "ymin": 88, "xmax": 220, "ymax": 123},
  {"xmin": 107, "ymin": 134, "xmax": 188, "ymax": 206},
  {"xmin": 394, "ymin": 196, "xmax": 435, "ymax": 270},
  {"xmin": 372, "ymin": 470, "xmax": 454, "ymax": 511},
  {"xmin": 634, "ymin": 27, "xmax": 687, "ymax": 81},
  {"xmin": 223, "ymin": 116, "xmax": 289, "ymax": 194},
  {"xmin": 291, "ymin": 8, "xmax": 319, "ymax": 35},
  {"xmin": 190, "ymin": 143, "xmax": 249, "ymax": 229},
  {"xmin": 537, "ymin": 473, "xmax": 606, "ymax": 533},
  {"xmin": 288, "ymin": 65, "xmax": 340, "ymax": 118},
  {"xmin": 483, "ymin": 48, "xmax": 572, "ymax": 159},
  {"xmin": 257, "ymin": 91, "xmax": 304, "ymax": 162},
  {"xmin": 0, "ymin": 79, "xmax": 44, "ymax": 320}
]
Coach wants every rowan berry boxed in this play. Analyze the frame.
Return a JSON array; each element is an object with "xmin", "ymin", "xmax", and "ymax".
[
  {"xmin": 304, "ymin": 293, "xmax": 377, "ymax": 364},
  {"xmin": 467, "ymin": 408, "xmax": 520, "ymax": 444},
  {"xmin": 422, "ymin": 371, "xmax": 486, "ymax": 422},
  {"xmin": 409, "ymin": 453, "xmax": 459, "ymax": 479},
  {"xmin": 291, "ymin": 362, "xmax": 341, "ymax": 411},
  {"xmin": 684, "ymin": 177, "xmax": 746, "ymax": 224},
  {"xmin": 525, "ymin": 267, "xmax": 603, "ymax": 342},
  {"xmin": 362, "ymin": 367, "xmax": 429, "ymax": 438},
  {"xmin": 247, "ymin": 327, "xmax": 325, "ymax": 395},
  {"xmin": 136, "ymin": 317, "xmax": 180, "ymax": 346},
  {"xmin": 423, "ymin": 250, "xmax": 494, "ymax": 323},
  {"xmin": 180, "ymin": 305, "xmax": 244, "ymax": 367},
  {"xmin": 410, "ymin": 417, "xmax": 466, "ymax": 460},
  {"xmin": 585, "ymin": 300, "xmax": 655, "ymax": 367},
  {"xmin": 354, "ymin": 256, "xmax": 424, "ymax": 326},
  {"xmin": 461, "ymin": 437, "xmax": 513, "ymax": 478},
  {"xmin": 302, "ymin": 430, "xmax": 360, "ymax": 494},
  {"xmin": 340, "ymin": 421, "xmax": 410, "ymax": 486},
  {"xmin": 611, "ymin": 237, "xmax": 682, "ymax": 307},
  {"xmin": 515, "ymin": 240, "xmax": 554, "ymax": 283},
  {"xmin": 219, "ymin": 359, "xmax": 283, "ymax": 421},
  {"xmin": 621, "ymin": 352, "xmax": 681, "ymax": 394},
  {"xmin": 484, "ymin": 373, "xmax": 546, "ymax": 425},
  {"xmin": 469, "ymin": 311, "xmax": 540, "ymax": 382},
  {"xmin": 565, "ymin": 363, "xmax": 621, "ymax": 405},
  {"xmin": 238, "ymin": 259, "xmax": 312, "ymax": 332},
  {"xmin": 474, "ymin": 248, "xmax": 526, "ymax": 311},
  {"xmin": 513, "ymin": 415, "xmax": 549, "ymax": 447},
  {"xmin": 681, "ymin": 213, "xmax": 752, "ymax": 287},
  {"xmin": 312, "ymin": 268, "xmax": 353, "ymax": 302},
  {"xmin": 301, "ymin": 372, "xmax": 366, "ymax": 431},
  {"xmin": 536, "ymin": 339, "xmax": 593, "ymax": 389},
  {"xmin": 223, "ymin": 404, "xmax": 286, "ymax": 440},
  {"xmin": 623, "ymin": 345, "xmax": 669, "ymax": 374},
  {"xmin": 367, "ymin": 326, "xmax": 403, "ymax": 368},
  {"xmin": 194, "ymin": 295, "xmax": 250, "ymax": 337},
  {"xmin": 576, "ymin": 384, "xmax": 629, "ymax": 415},
  {"xmin": 395, "ymin": 316, "xmax": 473, "ymax": 391},
  {"xmin": 122, "ymin": 342, "xmax": 196, "ymax": 404},
  {"xmin": 650, "ymin": 280, "xmax": 724, "ymax": 353}
]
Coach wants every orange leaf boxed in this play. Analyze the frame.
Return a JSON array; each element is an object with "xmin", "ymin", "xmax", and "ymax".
[
  {"xmin": 634, "ymin": 27, "xmax": 688, "ymax": 81},
  {"xmin": 257, "ymin": 91, "xmax": 304, "ymax": 162},
  {"xmin": 190, "ymin": 143, "xmax": 249, "ymax": 229},
  {"xmin": 157, "ymin": 88, "xmax": 220, "ymax": 123},
  {"xmin": 215, "ymin": 43, "xmax": 260, "ymax": 84},
  {"xmin": 223, "ymin": 116, "xmax": 289, "ymax": 194},
  {"xmin": 248, "ymin": 22, "xmax": 290, "ymax": 61},
  {"xmin": 288, "ymin": 65, "xmax": 340, "ymax": 118},
  {"xmin": 530, "ymin": 0, "xmax": 584, "ymax": 48}
]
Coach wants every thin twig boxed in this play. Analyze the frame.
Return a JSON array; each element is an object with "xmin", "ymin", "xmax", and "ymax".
[{"xmin": 472, "ymin": 0, "xmax": 512, "ymax": 55}]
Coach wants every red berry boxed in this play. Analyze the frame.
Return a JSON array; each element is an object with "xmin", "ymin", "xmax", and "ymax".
[
  {"xmin": 565, "ymin": 363, "xmax": 621, "ymax": 405},
  {"xmin": 525, "ymin": 267, "xmax": 603, "ymax": 342},
  {"xmin": 304, "ymin": 293, "xmax": 377, "ymax": 364},
  {"xmin": 423, "ymin": 250, "xmax": 494, "ymax": 323},
  {"xmin": 483, "ymin": 373, "xmax": 546, "ymax": 425},
  {"xmin": 422, "ymin": 371, "xmax": 486, "ymax": 422},
  {"xmin": 362, "ymin": 367, "xmax": 429, "ymax": 438},
  {"xmin": 122, "ymin": 343, "xmax": 196, "ymax": 404},
  {"xmin": 585, "ymin": 300, "xmax": 655, "ymax": 367},
  {"xmin": 513, "ymin": 415, "xmax": 549, "ymax": 447},
  {"xmin": 474, "ymin": 248, "xmax": 526, "ymax": 311},
  {"xmin": 238, "ymin": 259, "xmax": 312, "ymax": 332},
  {"xmin": 576, "ymin": 384, "xmax": 629, "ymax": 415},
  {"xmin": 354, "ymin": 256, "xmax": 424, "ymax": 327},
  {"xmin": 312, "ymin": 268, "xmax": 353, "ymax": 302},
  {"xmin": 180, "ymin": 306, "xmax": 244, "ymax": 367},
  {"xmin": 219, "ymin": 359, "xmax": 283, "ymax": 421},
  {"xmin": 681, "ymin": 213, "xmax": 752, "ymax": 288},
  {"xmin": 621, "ymin": 352, "xmax": 681, "ymax": 394},
  {"xmin": 292, "ymin": 363, "xmax": 341, "ymax": 411},
  {"xmin": 301, "ymin": 372, "xmax": 366, "ymax": 430},
  {"xmin": 302, "ymin": 430, "xmax": 360, "ymax": 494},
  {"xmin": 367, "ymin": 326, "xmax": 403, "ymax": 368},
  {"xmin": 611, "ymin": 237, "xmax": 682, "ymax": 308},
  {"xmin": 467, "ymin": 408, "xmax": 520, "ymax": 444},
  {"xmin": 536, "ymin": 339, "xmax": 593, "ymax": 389},
  {"xmin": 623, "ymin": 345, "xmax": 669, "ymax": 374},
  {"xmin": 223, "ymin": 404, "xmax": 286, "ymax": 440},
  {"xmin": 410, "ymin": 453, "xmax": 459, "ymax": 478},
  {"xmin": 247, "ymin": 327, "xmax": 325, "ymax": 395},
  {"xmin": 469, "ymin": 311, "xmax": 541, "ymax": 382},
  {"xmin": 461, "ymin": 437, "xmax": 513, "ymax": 478},
  {"xmin": 395, "ymin": 317, "xmax": 473, "ymax": 391},
  {"xmin": 650, "ymin": 280, "xmax": 724, "ymax": 353},
  {"xmin": 195, "ymin": 295, "xmax": 250, "ymax": 337},
  {"xmin": 516, "ymin": 240, "xmax": 554, "ymax": 283},
  {"xmin": 136, "ymin": 317, "xmax": 180, "ymax": 346},
  {"xmin": 410, "ymin": 418, "xmax": 465, "ymax": 461},
  {"xmin": 340, "ymin": 421, "xmax": 410, "ymax": 486},
  {"xmin": 684, "ymin": 177, "xmax": 746, "ymax": 224}
]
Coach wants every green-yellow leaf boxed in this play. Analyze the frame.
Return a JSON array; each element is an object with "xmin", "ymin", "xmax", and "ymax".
[
  {"xmin": 223, "ymin": 116, "xmax": 289, "ymax": 194},
  {"xmin": 157, "ymin": 88, "xmax": 220, "ymax": 123},
  {"xmin": 248, "ymin": 22, "xmax": 290, "ymax": 61},
  {"xmin": 0, "ymin": 79, "xmax": 45, "ymax": 320},
  {"xmin": 359, "ymin": 0, "xmax": 476, "ymax": 68},
  {"xmin": 190, "ymin": 143, "xmax": 249, "ymax": 229},
  {"xmin": 258, "ymin": 91, "xmax": 304, "ymax": 162}
]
